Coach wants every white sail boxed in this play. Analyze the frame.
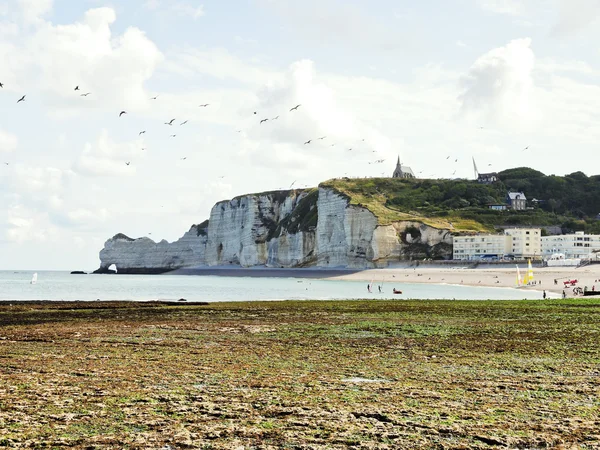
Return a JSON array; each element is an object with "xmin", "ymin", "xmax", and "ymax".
[
  {"xmin": 516, "ymin": 265, "xmax": 522, "ymax": 287},
  {"xmin": 527, "ymin": 259, "xmax": 534, "ymax": 283},
  {"xmin": 30, "ymin": 273, "xmax": 37, "ymax": 285}
]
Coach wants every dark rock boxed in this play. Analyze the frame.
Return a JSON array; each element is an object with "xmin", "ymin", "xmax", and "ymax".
[{"xmin": 70, "ymin": 271, "xmax": 87, "ymax": 275}]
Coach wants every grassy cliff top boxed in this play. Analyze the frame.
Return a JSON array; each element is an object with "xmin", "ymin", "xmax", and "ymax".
[{"xmin": 320, "ymin": 178, "xmax": 489, "ymax": 232}]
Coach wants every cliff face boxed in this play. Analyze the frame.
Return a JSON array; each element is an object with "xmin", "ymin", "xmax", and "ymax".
[
  {"xmin": 95, "ymin": 226, "xmax": 208, "ymax": 274},
  {"xmin": 96, "ymin": 187, "xmax": 453, "ymax": 273}
]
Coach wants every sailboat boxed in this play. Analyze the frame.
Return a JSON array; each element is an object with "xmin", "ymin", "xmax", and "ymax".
[
  {"xmin": 526, "ymin": 259, "xmax": 534, "ymax": 285},
  {"xmin": 30, "ymin": 273, "xmax": 38, "ymax": 285},
  {"xmin": 516, "ymin": 265, "xmax": 523, "ymax": 287},
  {"xmin": 521, "ymin": 259, "xmax": 534, "ymax": 286}
]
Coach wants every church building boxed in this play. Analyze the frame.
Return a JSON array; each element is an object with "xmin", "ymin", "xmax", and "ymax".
[{"xmin": 392, "ymin": 156, "xmax": 415, "ymax": 179}]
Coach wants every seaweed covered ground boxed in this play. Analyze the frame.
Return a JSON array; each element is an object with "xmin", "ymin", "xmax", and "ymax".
[{"xmin": 0, "ymin": 299, "xmax": 599, "ymax": 449}]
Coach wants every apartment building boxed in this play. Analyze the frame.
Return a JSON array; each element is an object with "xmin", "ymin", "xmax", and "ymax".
[
  {"xmin": 541, "ymin": 232, "xmax": 600, "ymax": 260},
  {"xmin": 453, "ymin": 228, "xmax": 541, "ymax": 260}
]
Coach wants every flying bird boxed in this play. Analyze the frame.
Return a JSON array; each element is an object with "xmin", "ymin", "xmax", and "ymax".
[
  {"xmin": 260, "ymin": 118, "xmax": 269, "ymax": 124},
  {"xmin": 125, "ymin": 162, "xmax": 130, "ymax": 166},
  {"xmin": 119, "ymin": 111, "xmax": 127, "ymax": 117},
  {"xmin": 446, "ymin": 156, "xmax": 450, "ymax": 159},
  {"xmin": 347, "ymin": 148, "xmax": 352, "ymax": 151},
  {"xmin": 80, "ymin": 92, "xmax": 91, "ymax": 97},
  {"xmin": 271, "ymin": 115, "xmax": 279, "ymax": 120},
  {"xmin": 180, "ymin": 120, "xmax": 188, "ymax": 125},
  {"xmin": 199, "ymin": 103, "xmax": 209, "ymax": 107},
  {"xmin": 304, "ymin": 140, "xmax": 312, "ymax": 145},
  {"xmin": 74, "ymin": 86, "xmax": 80, "ymax": 91},
  {"xmin": 141, "ymin": 148, "xmax": 147, "ymax": 151},
  {"xmin": 165, "ymin": 119, "xmax": 175, "ymax": 125},
  {"xmin": 0, "ymin": 82, "xmax": 4, "ymax": 88},
  {"xmin": 290, "ymin": 104, "xmax": 301, "ymax": 112},
  {"xmin": 181, "ymin": 157, "xmax": 187, "ymax": 160},
  {"xmin": 3, "ymin": 162, "xmax": 8, "ymax": 165},
  {"xmin": 290, "ymin": 180, "xmax": 296, "ymax": 188},
  {"xmin": 253, "ymin": 111, "xmax": 257, "ymax": 115},
  {"xmin": 139, "ymin": 131, "xmax": 146, "ymax": 135},
  {"xmin": 151, "ymin": 95, "xmax": 159, "ymax": 100},
  {"xmin": 170, "ymin": 134, "xmax": 176, "ymax": 138},
  {"xmin": 17, "ymin": 95, "xmax": 26, "ymax": 103},
  {"xmin": 318, "ymin": 136, "xmax": 326, "ymax": 140},
  {"xmin": 522, "ymin": 145, "xmax": 530, "ymax": 151}
]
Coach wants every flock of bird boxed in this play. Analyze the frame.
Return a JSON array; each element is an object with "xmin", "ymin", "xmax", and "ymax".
[
  {"xmin": 1, "ymin": 81, "xmax": 523, "ymax": 182},
  {"xmin": 2, "ymin": 82, "xmax": 376, "ymax": 177}
]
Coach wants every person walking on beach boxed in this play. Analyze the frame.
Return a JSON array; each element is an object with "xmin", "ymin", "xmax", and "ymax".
[
  {"xmin": 562, "ymin": 290, "xmax": 566, "ymax": 299},
  {"xmin": 543, "ymin": 290, "xmax": 547, "ymax": 299}
]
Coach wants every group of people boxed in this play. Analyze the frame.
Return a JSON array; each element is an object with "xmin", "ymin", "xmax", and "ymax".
[{"xmin": 367, "ymin": 283, "xmax": 383, "ymax": 293}]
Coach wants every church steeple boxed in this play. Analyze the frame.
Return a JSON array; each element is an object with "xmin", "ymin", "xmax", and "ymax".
[{"xmin": 392, "ymin": 154, "xmax": 416, "ymax": 179}]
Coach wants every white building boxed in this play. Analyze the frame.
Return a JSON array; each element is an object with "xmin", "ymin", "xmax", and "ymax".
[
  {"xmin": 541, "ymin": 232, "xmax": 600, "ymax": 260},
  {"xmin": 453, "ymin": 234, "xmax": 512, "ymax": 260},
  {"xmin": 504, "ymin": 228, "xmax": 542, "ymax": 259},
  {"xmin": 453, "ymin": 228, "xmax": 541, "ymax": 260}
]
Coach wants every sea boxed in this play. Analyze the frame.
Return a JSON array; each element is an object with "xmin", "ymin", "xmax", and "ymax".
[{"xmin": 0, "ymin": 270, "xmax": 552, "ymax": 302}]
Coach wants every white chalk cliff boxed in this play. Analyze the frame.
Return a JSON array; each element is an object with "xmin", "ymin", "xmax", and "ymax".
[{"xmin": 96, "ymin": 187, "xmax": 453, "ymax": 273}]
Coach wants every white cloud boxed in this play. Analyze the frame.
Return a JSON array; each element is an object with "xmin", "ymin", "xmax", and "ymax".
[
  {"xmin": 5, "ymin": 205, "xmax": 55, "ymax": 243},
  {"xmin": 8, "ymin": 165, "xmax": 72, "ymax": 195},
  {"xmin": 552, "ymin": 0, "xmax": 600, "ymax": 35},
  {"xmin": 2, "ymin": 7, "xmax": 163, "ymax": 112},
  {"xmin": 67, "ymin": 207, "xmax": 109, "ymax": 224},
  {"xmin": 144, "ymin": 1, "xmax": 205, "ymax": 20},
  {"xmin": 477, "ymin": 0, "xmax": 524, "ymax": 15},
  {"xmin": 458, "ymin": 38, "xmax": 539, "ymax": 127},
  {"xmin": 173, "ymin": 2, "xmax": 205, "ymax": 19},
  {"xmin": 257, "ymin": 0, "xmax": 404, "ymax": 50},
  {"xmin": 0, "ymin": 130, "xmax": 18, "ymax": 153},
  {"xmin": 232, "ymin": 60, "xmax": 398, "ymax": 182},
  {"xmin": 0, "ymin": 21, "xmax": 19, "ymax": 36},
  {"xmin": 18, "ymin": 0, "xmax": 52, "ymax": 24},
  {"xmin": 73, "ymin": 130, "xmax": 144, "ymax": 177},
  {"xmin": 167, "ymin": 47, "xmax": 280, "ymax": 86}
]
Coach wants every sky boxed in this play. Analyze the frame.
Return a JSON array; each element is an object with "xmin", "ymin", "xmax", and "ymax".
[{"xmin": 1, "ymin": 0, "xmax": 600, "ymax": 270}]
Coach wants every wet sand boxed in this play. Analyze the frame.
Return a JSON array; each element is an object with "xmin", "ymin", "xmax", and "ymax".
[
  {"xmin": 168, "ymin": 264, "xmax": 600, "ymax": 297},
  {"xmin": 329, "ymin": 264, "xmax": 600, "ymax": 295}
]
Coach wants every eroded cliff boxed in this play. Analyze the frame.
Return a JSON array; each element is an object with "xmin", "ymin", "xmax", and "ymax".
[{"xmin": 96, "ymin": 185, "xmax": 453, "ymax": 273}]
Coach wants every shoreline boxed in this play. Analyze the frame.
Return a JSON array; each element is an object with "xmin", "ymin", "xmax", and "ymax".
[
  {"xmin": 169, "ymin": 264, "xmax": 600, "ymax": 296},
  {"xmin": 169, "ymin": 267, "xmax": 361, "ymax": 278},
  {"xmin": 328, "ymin": 265, "xmax": 600, "ymax": 295}
]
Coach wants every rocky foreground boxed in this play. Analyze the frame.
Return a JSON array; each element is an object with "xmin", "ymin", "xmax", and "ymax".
[{"xmin": 0, "ymin": 299, "xmax": 599, "ymax": 449}]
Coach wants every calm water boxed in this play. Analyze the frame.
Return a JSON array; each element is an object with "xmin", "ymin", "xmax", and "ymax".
[{"xmin": 0, "ymin": 271, "xmax": 551, "ymax": 302}]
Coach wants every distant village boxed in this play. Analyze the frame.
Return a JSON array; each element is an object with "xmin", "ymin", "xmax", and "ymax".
[{"xmin": 391, "ymin": 156, "xmax": 600, "ymax": 266}]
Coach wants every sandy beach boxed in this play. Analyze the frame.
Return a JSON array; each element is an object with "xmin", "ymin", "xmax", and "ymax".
[
  {"xmin": 330, "ymin": 264, "xmax": 600, "ymax": 296},
  {"xmin": 171, "ymin": 264, "xmax": 600, "ymax": 297}
]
